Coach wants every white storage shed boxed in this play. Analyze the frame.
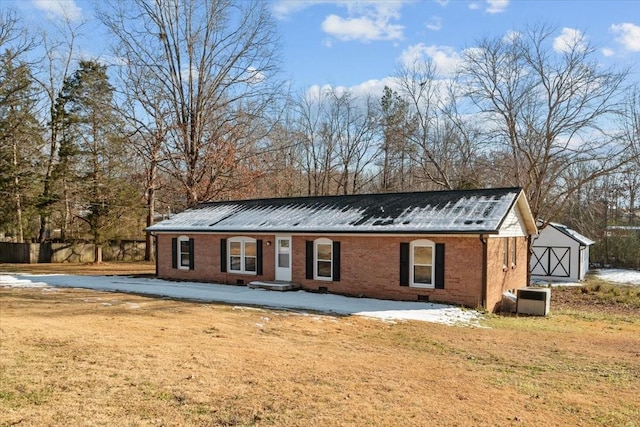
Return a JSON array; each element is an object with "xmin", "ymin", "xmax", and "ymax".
[{"xmin": 530, "ymin": 222, "xmax": 595, "ymax": 282}]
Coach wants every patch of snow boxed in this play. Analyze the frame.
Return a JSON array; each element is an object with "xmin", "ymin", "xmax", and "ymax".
[
  {"xmin": 531, "ymin": 278, "xmax": 582, "ymax": 287},
  {"xmin": 530, "ymin": 269, "xmax": 640, "ymax": 287},
  {"xmin": 0, "ymin": 272, "xmax": 482, "ymax": 326},
  {"xmin": 595, "ymin": 269, "xmax": 640, "ymax": 286},
  {"xmin": 0, "ymin": 274, "xmax": 48, "ymax": 288}
]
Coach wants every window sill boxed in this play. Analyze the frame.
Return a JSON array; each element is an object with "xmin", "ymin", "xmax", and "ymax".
[
  {"xmin": 228, "ymin": 270, "xmax": 257, "ymax": 276},
  {"xmin": 314, "ymin": 276, "xmax": 333, "ymax": 282},
  {"xmin": 410, "ymin": 283, "xmax": 435, "ymax": 289}
]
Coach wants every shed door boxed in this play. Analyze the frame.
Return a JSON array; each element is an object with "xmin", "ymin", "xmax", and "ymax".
[
  {"xmin": 531, "ymin": 246, "xmax": 571, "ymax": 277},
  {"xmin": 275, "ymin": 236, "xmax": 292, "ymax": 282}
]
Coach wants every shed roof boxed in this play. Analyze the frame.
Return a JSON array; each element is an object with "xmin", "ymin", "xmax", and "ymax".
[
  {"xmin": 147, "ymin": 187, "xmax": 536, "ymax": 235},
  {"xmin": 548, "ymin": 222, "xmax": 595, "ymax": 246}
]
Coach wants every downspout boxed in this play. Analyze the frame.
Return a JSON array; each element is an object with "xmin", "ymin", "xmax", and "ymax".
[{"xmin": 480, "ymin": 234, "xmax": 488, "ymax": 310}]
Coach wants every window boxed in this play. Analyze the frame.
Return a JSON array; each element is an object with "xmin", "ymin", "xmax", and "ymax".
[
  {"xmin": 228, "ymin": 237, "xmax": 257, "ymax": 275},
  {"xmin": 400, "ymin": 241, "xmax": 444, "ymax": 289},
  {"xmin": 173, "ymin": 236, "xmax": 193, "ymax": 270},
  {"xmin": 315, "ymin": 238, "xmax": 333, "ymax": 280},
  {"xmin": 503, "ymin": 238, "xmax": 509, "ymax": 268},
  {"xmin": 306, "ymin": 239, "xmax": 340, "ymax": 282},
  {"xmin": 411, "ymin": 240, "xmax": 434, "ymax": 288},
  {"xmin": 503, "ymin": 237, "xmax": 517, "ymax": 269}
]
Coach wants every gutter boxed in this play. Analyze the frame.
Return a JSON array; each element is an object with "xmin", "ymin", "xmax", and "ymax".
[{"xmin": 480, "ymin": 234, "xmax": 488, "ymax": 310}]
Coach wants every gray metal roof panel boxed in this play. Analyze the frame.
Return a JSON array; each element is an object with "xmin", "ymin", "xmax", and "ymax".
[{"xmin": 147, "ymin": 187, "xmax": 524, "ymax": 234}]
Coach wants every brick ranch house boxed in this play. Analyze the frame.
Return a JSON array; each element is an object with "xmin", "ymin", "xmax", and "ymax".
[{"xmin": 146, "ymin": 187, "xmax": 537, "ymax": 312}]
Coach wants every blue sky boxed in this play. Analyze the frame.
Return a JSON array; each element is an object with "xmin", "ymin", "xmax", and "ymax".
[
  {"xmin": 4, "ymin": 0, "xmax": 640, "ymax": 94},
  {"xmin": 273, "ymin": 0, "xmax": 639, "ymax": 92}
]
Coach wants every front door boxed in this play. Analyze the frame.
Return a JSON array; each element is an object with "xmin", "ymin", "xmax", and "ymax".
[{"xmin": 275, "ymin": 236, "xmax": 292, "ymax": 281}]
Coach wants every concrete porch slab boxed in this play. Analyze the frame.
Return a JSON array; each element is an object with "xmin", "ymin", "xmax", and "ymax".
[{"xmin": 248, "ymin": 281, "xmax": 302, "ymax": 291}]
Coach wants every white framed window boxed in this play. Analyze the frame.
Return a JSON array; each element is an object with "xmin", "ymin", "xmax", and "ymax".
[
  {"xmin": 314, "ymin": 238, "xmax": 333, "ymax": 281},
  {"xmin": 509, "ymin": 237, "xmax": 518, "ymax": 268},
  {"xmin": 410, "ymin": 239, "xmax": 434, "ymax": 288},
  {"xmin": 177, "ymin": 236, "xmax": 191, "ymax": 270},
  {"xmin": 228, "ymin": 237, "xmax": 257, "ymax": 275},
  {"xmin": 503, "ymin": 237, "xmax": 509, "ymax": 269}
]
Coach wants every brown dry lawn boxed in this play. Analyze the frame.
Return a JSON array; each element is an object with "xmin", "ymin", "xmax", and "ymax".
[{"xmin": 1, "ymin": 263, "xmax": 639, "ymax": 426}]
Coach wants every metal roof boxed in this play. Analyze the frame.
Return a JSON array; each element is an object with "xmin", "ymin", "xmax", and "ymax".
[
  {"xmin": 147, "ymin": 187, "xmax": 531, "ymax": 235},
  {"xmin": 549, "ymin": 222, "xmax": 595, "ymax": 246}
]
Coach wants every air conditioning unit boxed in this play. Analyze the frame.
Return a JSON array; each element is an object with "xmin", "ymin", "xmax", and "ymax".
[{"xmin": 516, "ymin": 288, "xmax": 551, "ymax": 316}]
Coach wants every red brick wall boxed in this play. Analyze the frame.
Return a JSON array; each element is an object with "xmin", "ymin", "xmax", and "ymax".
[
  {"xmin": 291, "ymin": 235, "xmax": 485, "ymax": 308},
  {"xmin": 156, "ymin": 233, "xmax": 493, "ymax": 309},
  {"xmin": 485, "ymin": 236, "xmax": 529, "ymax": 312},
  {"xmin": 156, "ymin": 233, "xmax": 276, "ymax": 285}
]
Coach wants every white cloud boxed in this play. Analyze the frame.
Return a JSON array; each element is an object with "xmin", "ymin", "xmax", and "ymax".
[
  {"xmin": 611, "ymin": 23, "xmax": 640, "ymax": 52},
  {"xmin": 32, "ymin": 0, "xmax": 82, "ymax": 21},
  {"xmin": 271, "ymin": 1, "xmax": 316, "ymax": 20},
  {"xmin": 601, "ymin": 47, "xmax": 615, "ymax": 57},
  {"xmin": 553, "ymin": 28, "xmax": 587, "ymax": 53},
  {"xmin": 468, "ymin": 1, "xmax": 508, "ymax": 14},
  {"xmin": 399, "ymin": 43, "xmax": 461, "ymax": 76},
  {"xmin": 321, "ymin": 14, "xmax": 401, "ymax": 41},
  {"xmin": 503, "ymin": 30, "xmax": 521, "ymax": 42},
  {"xmin": 486, "ymin": 0, "xmax": 509, "ymax": 14},
  {"xmin": 426, "ymin": 16, "xmax": 443, "ymax": 31},
  {"xmin": 320, "ymin": 2, "xmax": 405, "ymax": 42},
  {"xmin": 435, "ymin": 0, "xmax": 450, "ymax": 6},
  {"xmin": 306, "ymin": 77, "xmax": 398, "ymax": 103}
]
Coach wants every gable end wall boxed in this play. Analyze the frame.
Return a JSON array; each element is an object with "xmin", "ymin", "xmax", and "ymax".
[{"xmin": 486, "ymin": 236, "xmax": 529, "ymax": 312}]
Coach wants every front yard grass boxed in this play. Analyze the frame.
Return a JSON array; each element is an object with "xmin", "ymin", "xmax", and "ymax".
[{"xmin": 1, "ymin": 271, "xmax": 639, "ymax": 426}]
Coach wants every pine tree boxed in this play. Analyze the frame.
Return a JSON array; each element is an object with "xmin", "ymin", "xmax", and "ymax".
[
  {"xmin": 57, "ymin": 60, "xmax": 137, "ymax": 259},
  {"xmin": 0, "ymin": 52, "xmax": 42, "ymax": 242}
]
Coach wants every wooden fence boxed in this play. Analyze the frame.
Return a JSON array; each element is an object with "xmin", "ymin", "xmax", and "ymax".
[{"xmin": 0, "ymin": 241, "xmax": 146, "ymax": 263}]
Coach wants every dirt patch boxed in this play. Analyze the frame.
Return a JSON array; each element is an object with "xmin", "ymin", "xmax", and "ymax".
[
  {"xmin": 1, "ymin": 282, "xmax": 639, "ymax": 426},
  {"xmin": 551, "ymin": 285, "xmax": 640, "ymax": 316}
]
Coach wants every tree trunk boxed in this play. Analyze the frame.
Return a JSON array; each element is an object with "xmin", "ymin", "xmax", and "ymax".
[{"xmin": 12, "ymin": 140, "xmax": 24, "ymax": 243}]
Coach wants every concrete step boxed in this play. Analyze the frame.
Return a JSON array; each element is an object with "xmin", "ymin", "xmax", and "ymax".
[{"xmin": 248, "ymin": 281, "xmax": 302, "ymax": 291}]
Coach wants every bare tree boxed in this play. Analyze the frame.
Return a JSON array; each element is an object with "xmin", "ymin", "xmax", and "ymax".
[
  {"xmin": 459, "ymin": 24, "xmax": 629, "ymax": 226},
  {"xmin": 0, "ymin": 8, "xmax": 36, "ymax": 73},
  {"xmin": 328, "ymin": 90, "xmax": 378, "ymax": 195},
  {"xmin": 99, "ymin": 0, "xmax": 283, "ymax": 209},
  {"xmin": 112, "ymin": 46, "xmax": 171, "ymax": 260},
  {"xmin": 294, "ymin": 87, "xmax": 336, "ymax": 196},
  {"xmin": 32, "ymin": 16, "xmax": 83, "ymax": 242},
  {"xmin": 620, "ymin": 87, "xmax": 640, "ymax": 223},
  {"xmin": 391, "ymin": 61, "xmax": 486, "ymax": 191},
  {"xmin": 394, "ymin": 60, "xmax": 456, "ymax": 190}
]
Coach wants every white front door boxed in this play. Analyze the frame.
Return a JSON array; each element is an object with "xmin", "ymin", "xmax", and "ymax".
[{"xmin": 275, "ymin": 236, "xmax": 292, "ymax": 281}]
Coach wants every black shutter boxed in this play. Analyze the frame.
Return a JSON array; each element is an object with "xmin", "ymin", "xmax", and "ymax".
[
  {"xmin": 435, "ymin": 243, "xmax": 445, "ymax": 289},
  {"xmin": 171, "ymin": 237, "xmax": 178, "ymax": 269},
  {"xmin": 256, "ymin": 239, "xmax": 263, "ymax": 275},
  {"xmin": 220, "ymin": 238, "xmax": 227, "ymax": 272},
  {"xmin": 400, "ymin": 242, "xmax": 409, "ymax": 286},
  {"xmin": 305, "ymin": 240, "xmax": 313, "ymax": 279},
  {"xmin": 189, "ymin": 238, "xmax": 195, "ymax": 270},
  {"xmin": 332, "ymin": 241, "xmax": 341, "ymax": 282}
]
